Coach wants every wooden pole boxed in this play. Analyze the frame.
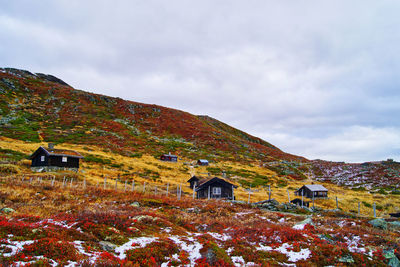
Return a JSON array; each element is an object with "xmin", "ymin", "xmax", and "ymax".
[
  {"xmin": 104, "ymin": 176, "xmax": 107, "ymax": 190},
  {"xmin": 154, "ymin": 186, "xmax": 157, "ymax": 195},
  {"xmin": 312, "ymin": 194, "xmax": 315, "ymax": 209},
  {"xmin": 287, "ymin": 189, "xmax": 290, "ymax": 203},
  {"xmin": 131, "ymin": 180, "xmax": 135, "ymax": 192},
  {"xmin": 177, "ymin": 185, "xmax": 180, "ymax": 199},
  {"xmin": 358, "ymin": 202, "xmax": 360, "ymax": 215},
  {"xmin": 193, "ymin": 183, "xmax": 196, "ymax": 199},
  {"xmin": 180, "ymin": 184, "xmax": 182, "ymax": 199},
  {"xmin": 114, "ymin": 179, "xmax": 118, "ymax": 190},
  {"xmin": 268, "ymin": 185, "xmax": 271, "ymax": 201},
  {"xmin": 336, "ymin": 196, "xmax": 338, "ymax": 209},
  {"xmin": 248, "ymin": 186, "xmax": 251, "ymax": 204},
  {"xmin": 166, "ymin": 183, "xmax": 169, "ymax": 196},
  {"xmin": 301, "ymin": 191, "xmax": 304, "ymax": 208},
  {"xmin": 208, "ymin": 186, "xmax": 210, "ymax": 200},
  {"xmin": 29, "ymin": 177, "xmax": 32, "ymax": 183},
  {"xmin": 70, "ymin": 178, "xmax": 73, "ymax": 187},
  {"xmin": 143, "ymin": 182, "xmax": 146, "ymax": 193},
  {"xmin": 51, "ymin": 177, "xmax": 55, "ymax": 187},
  {"xmin": 83, "ymin": 177, "xmax": 86, "ymax": 189},
  {"xmin": 232, "ymin": 185, "xmax": 234, "ymax": 200},
  {"xmin": 373, "ymin": 202, "xmax": 376, "ymax": 218},
  {"xmin": 124, "ymin": 180, "xmax": 127, "ymax": 192}
]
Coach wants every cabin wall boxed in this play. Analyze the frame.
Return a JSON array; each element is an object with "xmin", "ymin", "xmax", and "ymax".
[
  {"xmin": 196, "ymin": 182, "xmax": 234, "ymax": 199},
  {"xmin": 31, "ymin": 151, "xmax": 49, "ymax": 167},
  {"xmin": 49, "ymin": 156, "xmax": 80, "ymax": 168}
]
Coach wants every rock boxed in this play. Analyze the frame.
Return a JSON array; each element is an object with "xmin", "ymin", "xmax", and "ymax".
[
  {"xmin": 388, "ymin": 221, "xmax": 400, "ymax": 229},
  {"xmin": 338, "ymin": 255, "xmax": 355, "ymax": 263},
  {"xmin": 130, "ymin": 202, "xmax": 140, "ymax": 207},
  {"xmin": 318, "ymin": 234, "xmax": 335, "ymax": 244},
  {"xmin": 383, "ymin": 249, "xmax": 400, "ymax": 267},
  {"xmin": 368, "ymin": 218, "xmax": 387, "ymax": 230},
  {"xmin": 99, "ymin": 241, "xmax": 117, "ymax": 252},
  {"xmin": 132, "ymin": 215, "xmax": 158, "ymax": 223},
  {"xmin": 1, "ymin": 207, "xmax": 15, "ymax": 214}
]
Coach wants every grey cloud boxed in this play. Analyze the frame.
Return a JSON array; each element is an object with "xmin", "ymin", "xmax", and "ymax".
[{"xmin": 1, "ymin": 0, "xmax": 399, "ymax": 162}]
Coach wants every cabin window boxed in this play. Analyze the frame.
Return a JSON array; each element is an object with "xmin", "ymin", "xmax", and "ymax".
[
  {"xmin": 62, "ymin": 156, "xmax": 68, "ymax": 162},
  {"xmin": 212, "ymin": 187, "xmax": 221, "ymax": 195},
  {"xmin": 40, "ymin": 156, "xmax": 45, "ymax": 162}
]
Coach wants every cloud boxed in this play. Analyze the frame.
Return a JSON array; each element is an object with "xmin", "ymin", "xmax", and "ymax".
[{"xmin": 1, "ymin": 1, "xmax": 399, "ymax": 162}]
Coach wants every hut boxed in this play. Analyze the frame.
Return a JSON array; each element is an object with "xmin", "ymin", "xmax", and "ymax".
[
  {"xmin": 295, "ymin": 184, "xmax": 328, "ymax": 199},
  {"xmin": 187, "ymin": 176, "xmax": 237, "ymax": 199},
  {"xmin": 197, "ymin": 159, "xmax": 209, "ymax": 166},
  {"xmin": 30, "ymin": 144, "xmax": 83, "ymax": 172},
  {"xmin": 160, "ymin": 153, "xmax": 178, "ymax": 162}
]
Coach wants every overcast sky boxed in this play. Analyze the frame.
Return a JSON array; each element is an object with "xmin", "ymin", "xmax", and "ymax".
[{"xmin": 1, "ymin": 1, "xmax": 399, "ymax": 162}]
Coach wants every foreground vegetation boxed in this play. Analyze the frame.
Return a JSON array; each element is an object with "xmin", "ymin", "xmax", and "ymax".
[{"xmin": 0, "ymin": 176, "xmax": 399, "ymax": 266}]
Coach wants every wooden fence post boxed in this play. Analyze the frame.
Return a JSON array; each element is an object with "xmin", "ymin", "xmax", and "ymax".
[
  {"xmin": 83, "ymin": 177, "xmax": 86, "ymax": 189},
  {"xmin": 301, "ymin": 191, "xmax": 304, "ymax": 208},
  {"xmin": 104, "ymin": 176, "xmax": 107, "ymax": 190},
  {"xmin": 232, "ymin": 185, "xmax": 234, "ymax": 200},
  {"xmin": 208, "ymin": 186, "xmax": 210, "ymax": 200},
  {"xmin": 124, "ymin": 180, "xmax": 127, "ymax": 192},
  {"xmin": 336, "ymin": 196, "xmax": 338, "ymax": 209},
  {"xmin": 51, "ymin": 177, "xmax": 55, "ymax": 187},
  {"xmin": 193, "ymin": 183, "xmax": 196, "ymax": 199},
  {"xmin": 373, "ymin": 202, "xmax": 376, "ymax": 218},
  {"xmin": 287, "ymin": 189, "xmax": 290, "ymax": 203},
  {"xmin": 114, "ymin": 179, "xmax": 118, "ymax": 191},
  {"xmin": 180, "ymin": 184, "xmax": 182, "ymax": 199},
  {"xmin": 143, "ymin": 182, "xmax": 146, "ymax": 193},
  {"xmin": 166, "ymin": 183, "xmax": 169, "ymax": 196},
  {"xmin": 268, "ymin": 185, "xmax": 271, "ymax": 201},
  {"xmin": 131, "ymin": 180, "xmax": 135, "ymax": 192},
  {"xmin": 70, "ymin": 178, "xmax": 73, "ymax": 187},
  {"xmin": 154, "ymin": 186, "xmax": 157, "ymax": 195},
  {"xmin": 358, "ymin": 202, "xmax": 360, "ymax": 215}
]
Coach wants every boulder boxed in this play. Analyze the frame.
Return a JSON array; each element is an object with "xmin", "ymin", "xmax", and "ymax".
[
  {"xmin": 388, "ymin": 221, "xmax": 400, "ymax": 229},
  {"xmin": 384, "ymin": 249, "xmax": 400, "ymax": 267},
  {"xmin": 368, "ymin": 218, "xmax": 387, "ymax": 230},
  {"xmin": 1, "ymin": 207, "xmax": 15, "ymax": 214},
  {"xmin": 99, "ymin": 241, "xmax": 117, "ymax": 252},
  {"xmin": 130, "ymin": 202, "xmax": 140, "ymax": 207}
]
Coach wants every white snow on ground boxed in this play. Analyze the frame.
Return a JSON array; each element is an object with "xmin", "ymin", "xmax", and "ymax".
[
  {"xmin": 279, "ymin": 218, "xmax": 285, "ymax": 223},
  {"xmin": 293, "ymin": 223, "xmax": 305, "ymax": 230},
  {"xmin": 208, "ymin": 232, "xmax": 231, "ymax": 241},
  {"xmin": 115, "ymin": 237, "xmax": 158, "ymax": 259},
  {"xmin": 36, "ymin": 219, "xmax": 78, "ymax": 229},
  {"xmin": 0, "ymin": 239, "xmax": 35, "ymax": 257},
  {"xmin": 168, "ymin": 235, "xmax": 203, "ymax": 266},
  {"xmin": 344, "ymin": 236, "xmax": 366, "ymax": 253},
  {"xmin": 231, "ymin": 256, "xmax": 257, "ymax": 266},
  {"xmin": 257, "ymin": 243, "xmax": 311, "ymax": 262},
  {"xmin": 235, "ymin": 211, "xmax": 254, "ymax": 218}
]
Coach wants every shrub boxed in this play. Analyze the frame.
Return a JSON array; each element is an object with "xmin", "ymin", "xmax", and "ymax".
[{"xmin": 0, "ymin": 164, "xmax": 20, "ymax": 174}]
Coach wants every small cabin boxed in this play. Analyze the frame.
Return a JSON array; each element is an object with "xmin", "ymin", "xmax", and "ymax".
[
  {"xmin": 187, "ymin": 176, "xmax": 237, "ymax": 199},
  {"xmin": 160, "ymin": 154, "xmax": 178, "ymax": 162},
  {"xmin": 295, "ymin": 184, "xmax": 328, "ymax": 199},
  {"xmin": 197, "ymin": 159, "xmax": 209, "ymax": 166},
  {"xmin": 30, "ymin": 144, "xmax": 83, "ymax": 172}
]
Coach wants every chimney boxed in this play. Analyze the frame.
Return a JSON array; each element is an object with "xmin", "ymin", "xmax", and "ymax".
[{"xmin": 48, "ymin": 143, "xmax": 55, "ymax": 150}]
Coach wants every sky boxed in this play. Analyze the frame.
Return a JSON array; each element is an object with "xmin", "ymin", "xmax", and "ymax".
[{"xmin": 1, "ymin": 0, "xmax": 399, "ymax": 163}]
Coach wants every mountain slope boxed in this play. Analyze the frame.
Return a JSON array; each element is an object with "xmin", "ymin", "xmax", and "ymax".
[{"xmin": 0, "ymin": 67, "xmax": 305, "ymax": 164}]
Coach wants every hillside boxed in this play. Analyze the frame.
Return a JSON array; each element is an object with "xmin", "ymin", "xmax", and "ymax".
[{"xmin": 0, "ymin": 67, "xmax": 304, "ymax": 165}]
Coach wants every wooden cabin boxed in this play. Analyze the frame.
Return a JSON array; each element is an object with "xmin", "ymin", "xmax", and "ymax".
[
  {"xmin": 295, "ymin": 184, "xmax": 328, "ymax": 199},
  {"xmin": 160, "ymin": 154, "xmax": 178, "ymax": 162},
  {"xmin": 30, "ymin": 144, "xmax": 83, "ymax": 171},
  {"xmin": 187, "ymin": 176, "xmax": 237, "ymax": 199},
  {"xmin": 197, "ymin": 159, "xmax": 209, "ymax": 166}
]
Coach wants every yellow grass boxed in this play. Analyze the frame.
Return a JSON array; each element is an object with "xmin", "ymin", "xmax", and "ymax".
[{"xmin": 1, "ymin": 136, "xmax": 400, "ymax": 217}]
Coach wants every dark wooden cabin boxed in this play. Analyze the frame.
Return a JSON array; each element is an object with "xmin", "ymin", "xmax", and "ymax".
[
  {"xmin": 295, "ymin": 184, "xmax": 328, "ymax": 199},
  {"xmin": 30, "ymin": 144, "xmax": 83, "ymax": 170},
  {"xmin": 187, "ymin": 176, "xmax": 237, "ymax": 199},
  {"xmin": 160, "ymin": 154, "xmax": 178, "ymax": 162},
  {"xmin": 197, "ymin": 159, "xmax": 209, "ymax": 166}
]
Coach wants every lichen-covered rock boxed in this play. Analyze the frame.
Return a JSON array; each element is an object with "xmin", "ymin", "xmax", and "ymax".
[
  {"xmin": 368, "ymin": 218, "xmax": 387, "ymax": 230},
  {"xmin": 99, "ymin": 241, "xmax": 117, "ymax": 252}
]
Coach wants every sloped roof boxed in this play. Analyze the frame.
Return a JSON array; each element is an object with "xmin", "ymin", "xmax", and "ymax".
[
  {"xmin": 303, "ymin": 184, "xmax": 328, "ymax": 191},
  {"xmin": 161, "ymin": 154, "xmax": 177, "ymax": 157},
  {"xmin": 30, "ymin": 146, "xmax": 84, "ymax": 159},
  {"xmin": 195, "ymin": 177, "xmax": 237, "ymax": 191},
  {"xmin": 198, "ymin": 159, "xmax": 209, "ymax": 163}
]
